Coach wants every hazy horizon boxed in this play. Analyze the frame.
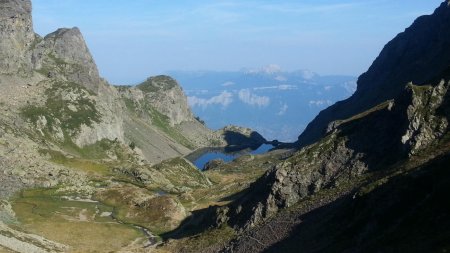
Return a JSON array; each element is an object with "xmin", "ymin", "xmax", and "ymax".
[{"xmin": 33, "ymin": 0, "xmax": 442, "ymax": 84}]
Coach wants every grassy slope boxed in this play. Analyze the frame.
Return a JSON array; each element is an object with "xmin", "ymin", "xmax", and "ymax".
[{"xmin": 11, "ymin": 188, "xmax": 144, "ymax": 253}]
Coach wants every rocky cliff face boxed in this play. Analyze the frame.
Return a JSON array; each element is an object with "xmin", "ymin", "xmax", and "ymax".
[
  {"xmin": 0, "ymin": 0, "xmax": 34, "ymax": 75},
  {"xmin": 298, "ymin": 0, "xmax": 450, "ymax": 147},
  {"xmin": 0, "ymin": 0, "xmax": 122, "ymax": 149}
]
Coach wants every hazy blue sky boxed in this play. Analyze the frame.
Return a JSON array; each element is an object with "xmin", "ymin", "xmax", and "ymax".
[{"xmin": 32, "ymin": 0, "xmax": 442, "ymax": 84}]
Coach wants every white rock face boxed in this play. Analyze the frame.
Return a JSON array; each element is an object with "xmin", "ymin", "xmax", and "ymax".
[{"xmin": 149, "ymin": 85, "xmax": 194, "ymax": 126}]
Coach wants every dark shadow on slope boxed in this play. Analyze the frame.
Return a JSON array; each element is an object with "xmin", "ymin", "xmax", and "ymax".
[
  {"xmin": 263, "ymin": 153, "xmax": 450, "ymax": 253},
  {"xmin": 335, "ymin": 99, "xmax": 410, "ymax": 171},
  {"xmin": 218, "ymin": 187, "xmax": 252, "ymax": 202},
  {"xmin": 334, "ymin": 76, "xmax": 450, "ymax": 172},
  {"xmin": 160, "ymin": 183, "xmax": 256, "ymax": 240},
  {"xmin": 160, "ymin": 177, "xmax": 271, "ymax": 240},
  {"xmin": 160, "ymin": 206, "xmax": 217, "ymax": 240}
]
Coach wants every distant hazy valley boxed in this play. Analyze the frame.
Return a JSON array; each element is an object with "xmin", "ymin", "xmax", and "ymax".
[{"xmin": 170, "ymin": 67, "xmax": 356, "ymax": 141}]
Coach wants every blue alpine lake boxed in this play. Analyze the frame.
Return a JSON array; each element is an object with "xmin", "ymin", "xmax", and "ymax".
[{"xmin": 186, "ymin": 144, "xmax": 274, "ymax": 170}]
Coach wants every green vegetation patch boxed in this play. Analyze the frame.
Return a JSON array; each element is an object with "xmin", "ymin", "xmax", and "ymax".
[
  {"xmin": 137, "ymin": 75, "xmax": 177, "ymax": 93},
  {"xmin": 47, "ymin": 53, "xmax": 69, "ymax": 66},
  {"xmin": 62, "ymin": 138, "xmax": 119, "ymax": 160},
  {"xmin": 122, "ymin": 97, "xmax": 138, "ymax": 112},
  {"xmin": 39, "ymin": 149, "xmax": 110, "ymax": 176},
  {"xmin": 21, "ymin": 81, "xmax": 101, "ymax": 140}
]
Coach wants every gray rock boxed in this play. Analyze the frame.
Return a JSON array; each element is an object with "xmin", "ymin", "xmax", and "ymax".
[{"xmin": 0, "ymin": 0, "xmax": 34, "ymax": 75}]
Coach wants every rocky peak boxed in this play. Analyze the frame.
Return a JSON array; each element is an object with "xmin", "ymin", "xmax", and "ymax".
[
  {"xmin": 0, "ymin": 0, "xmax": 34, "ymax": 75},
  {"xmin": 33, "ymin": 27, "xmax": 101, "ymax": 92},
  {"xmin": 136, "ymin": 75, "xmax": 194, "ymax": 126},
  {"xmin": 137, "ymin": 75, "xmax": 178, "ymax": 92},
  {"xmin": 298, "ymin": 1, "xmax": 450, "ymax": 147}
]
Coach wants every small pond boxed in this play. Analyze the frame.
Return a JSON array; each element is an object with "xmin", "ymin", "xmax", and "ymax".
[{"xmin": 186, "ymin": 144, "xmax": 274, "ymax": 170}]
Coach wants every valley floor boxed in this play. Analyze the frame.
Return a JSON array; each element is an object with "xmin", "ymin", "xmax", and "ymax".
[{"xmin": 0, "ymin": 143, "xmax": 288, "ymax": 253}]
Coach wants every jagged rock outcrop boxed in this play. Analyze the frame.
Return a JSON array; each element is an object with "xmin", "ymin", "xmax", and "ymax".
[
  {"xmin": 298, "ymin": 0, "xmax": 450, "ymax": 147},
  {"xmin": 32, "ymin": 27, "xmax": 101, "ymax": 93},
  {"xmin": 0, "ymin": 0, "xmax": 34, "ymax": 75},
  {"xmin": 0, "ymin": 0, "xmax": 121, "ymax": 148}
]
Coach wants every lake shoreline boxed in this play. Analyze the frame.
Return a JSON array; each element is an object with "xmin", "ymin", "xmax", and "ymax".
[{"xmin": 185, "ymin": 144, "xmax": 275, "ymax": 170}]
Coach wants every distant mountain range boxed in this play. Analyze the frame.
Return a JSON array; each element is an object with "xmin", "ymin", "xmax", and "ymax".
[{"xmin": 168, "ymin": 66, "xmax": 356, "ymax": 141}]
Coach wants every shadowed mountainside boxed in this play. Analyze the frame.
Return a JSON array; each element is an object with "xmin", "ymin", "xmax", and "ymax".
[{"xmin": 298, "ymin": 0, "xmax": 450, "ymax": 147}]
